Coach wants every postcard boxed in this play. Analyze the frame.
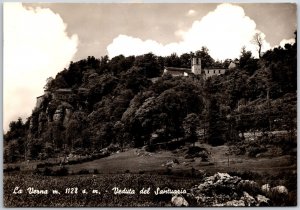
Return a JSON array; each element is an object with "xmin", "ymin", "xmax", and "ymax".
[{"xmin": 3, "ymin": 2, "xmax": 297, "ymax": 207}]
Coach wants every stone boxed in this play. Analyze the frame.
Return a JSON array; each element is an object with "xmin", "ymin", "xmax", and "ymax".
[
  {"xmin": 256, "ymin": 194, "xmax": 270, "ymax": 206},
  {"xmin": 215, "ymin": 172, "xmax": 231, "ymax": 180},
  {"xmin": 225, "ymin": 199, "xmax": 245, "ymax": 206},
  {"xmin": 271, "ymin": 185, "xmax": 288, "ymax": 195},
  {"xmin": 171, "ymin": 195, "xmax": 189, "ymax": 207},
  {"xmin": 242, "ymin": 191, "xmax": 256, "ymax": 206},
  {"xmin": 166, "ymin": 161, "xmax": 173, "ymax": 167},
  {"xmin": 261, "ymin": 184, "xmax": 270, "ymax": 193}
]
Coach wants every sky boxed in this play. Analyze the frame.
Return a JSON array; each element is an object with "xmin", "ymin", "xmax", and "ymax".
[{"xmin": 3, "ymin": 3, "xmax": 297, "ymax": 131}]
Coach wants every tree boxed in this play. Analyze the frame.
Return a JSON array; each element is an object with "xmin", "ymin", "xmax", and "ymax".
[
  {"xmin": 195, "ymin": 47, "xmax": 215, "ymax": 68},
  {"xmin": 252, "ymin": 32, "xmax": 263, "ymax": 58},
  {"xmin": 239, "ymin": 46, "xmax": 258, "ymax": 75},
  {"xmin": 134, "ymin": 53, "xmax": 162, "ymax": 78},
  {"xmin": 165, "ymin": 53, "xmax": 181, "ymax": 67},
  {"xmin": 98, "ymin": 55, "xmax": 110, "ymax": 73},
  {"xmin": 179, "ymin": 53, "xmax": 192, "ymax": 68},
  {"xmin": 183, "ymin": 113, "xmax": 199, "ymax": 146},
  {"xmin": 4, "ymin": 118, "xmax": 26, "ymax": 142},
  {"xmin": 207, "ymin": 97, "xmax": 225, "ymax": 146},
  {"xmin": 65, "ymin": 119, "xmax": 81, "ymax": 149},
  {"xmin": 44, "ymin": 77, "xmax": 54, "ymax": 91}
]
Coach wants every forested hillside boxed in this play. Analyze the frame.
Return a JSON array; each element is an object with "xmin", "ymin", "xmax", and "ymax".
[{"xmin": 4, "ymin": 33, "xmax": 297, "ymax": 163}]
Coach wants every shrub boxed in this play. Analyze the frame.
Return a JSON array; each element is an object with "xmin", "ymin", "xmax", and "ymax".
[
  {"xmin": 228, "ymin": 171, "xmax": 263, "ymax": 184},
  {"xmin": 107, "ymin": 144, "xmax": 120, "ymax": 153},
  {"xmin": 43, "ymin": 167, "xmax": 53, "ymax": 176},
  {"xmin": 237, "ymin": 180, "xmax": 261, "ymax": 195},
  {"xmin": 164, "ymin": 168, "xmax": 173, "ymax": 175},
  {"xmin": 53, "ymin": 167, "xmax": 69, "ymax": 176},
  {"xmin": 4, "ymin": 166, "xmax": 20, "ymax": 173},
  {"xmin": 144, "ymin": 144, "xmax": 156, "ymax": 152},
  {"xmin": 78, "ymin": 169, "xmax": 90, "ymax": 175},
  {"xmin": 248, "ymin": 146, "xmax": 267, "ymax": 157}
]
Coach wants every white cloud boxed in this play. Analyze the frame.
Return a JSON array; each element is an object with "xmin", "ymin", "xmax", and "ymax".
[
  {"xmin": 4, "ymin": 3, "xmax": 78, "ymax": 131},
  {"xmin": 279, "ymin": 38, "xmax": 295, "ymax": 48},
  {"xmin": 187, "ymin": 9, "xmax": 196, "ymax": 16},
  {"xmin": 107, "ymin": 3, "xmax": 272, "ymax": 60}
]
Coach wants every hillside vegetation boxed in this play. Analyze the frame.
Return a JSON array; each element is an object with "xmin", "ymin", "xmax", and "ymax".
[{"xmin": 4, "ymin": 34, "xmax": 297, "ymax": 163}]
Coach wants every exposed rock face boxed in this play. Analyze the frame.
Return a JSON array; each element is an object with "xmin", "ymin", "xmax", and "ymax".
[
  {"xmin": 171, "ymin": 195, "xmax": 188, "ymax": 207},
  {"xmin": 63, "ymin": 108, "xmax": 73, "ymax": 127},
  {"xmin": 53, "ymin": 108, "xmax": 64, "ymax": 122},
  {"xmin": 38, "ymin": 112, "xmax": 47, "ymax": 134}
]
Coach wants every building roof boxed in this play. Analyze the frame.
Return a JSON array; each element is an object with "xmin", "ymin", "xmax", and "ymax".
[
  {"xmin": 37, "ymin": 95, "xmax": 44, "ymax": 99},
  {"xmin": 205, "ymin": 68, "xmax": 226, "ymax": 71},
  {"xmin": 56, "ymin": 88, "xmax": 72, "ymax": 93}
]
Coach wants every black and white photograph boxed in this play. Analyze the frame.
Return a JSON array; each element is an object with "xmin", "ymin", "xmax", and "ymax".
[{"xmin": 3, "ymin": 2, "xmax": 297, "ymax": 207}]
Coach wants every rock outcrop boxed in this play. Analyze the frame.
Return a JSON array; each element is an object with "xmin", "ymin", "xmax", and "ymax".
[{"xmin": 186, "ymin": 172, "xmax": 273, "ymax": 207}]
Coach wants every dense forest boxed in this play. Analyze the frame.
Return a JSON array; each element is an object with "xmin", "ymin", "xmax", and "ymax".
[{"xmin": 4, "ymin": 33, "xmax": 297, "ymax": 163}]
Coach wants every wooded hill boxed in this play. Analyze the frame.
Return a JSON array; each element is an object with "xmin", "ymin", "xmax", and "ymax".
[{"xmin": 4, "ymin": 33, "xmax": 297, "ymax": 163}]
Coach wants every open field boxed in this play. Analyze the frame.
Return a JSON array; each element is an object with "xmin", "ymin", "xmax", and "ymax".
[{"xmin": 60, "ymin": 143, "xmax": 296, "ymax": 177}]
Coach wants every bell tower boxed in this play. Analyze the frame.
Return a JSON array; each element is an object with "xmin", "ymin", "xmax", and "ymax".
[{"xmin": 191, "ymin": 57, "xmax": 201, "ymax": 75}]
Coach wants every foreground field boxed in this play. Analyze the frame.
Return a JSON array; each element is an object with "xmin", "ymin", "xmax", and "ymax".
[
  {"xmin": 4, "ymin": 143, "xmax": 296, "ymax": 207},
  {"xmin": 4, "ymin": 171, "xmax": 296, "ymax": 207},
  {"xmin": 4, "ymin": 173, "xmax": 202, "ymax": 207}
]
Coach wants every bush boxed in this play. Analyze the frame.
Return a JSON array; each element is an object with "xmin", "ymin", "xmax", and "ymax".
[
  {"xmin": 39, "ymin": 161, "xmax": 59, "ymax": 168},
  {"xmin": 248, "ymin": 146, "xmax": 267, "ymax": 157},
  {"xmin": 77, "ymin": 169, "xmax": 90, "ymax": 175},
  {"xmin": 186, "ymin": 146, "xmax": 209, "ymax": 159},
  {"xmin": 166, "ymin": 140, "xmax": 185, "ymax": 150},
  {"xmin": 228, "ymin": 171, "xmax": 262, "ymax": 181},
  {"xmin": 4, "ymin": 166, "xmax": 20, "ymax": 173},
  {"xmin": 237, "ymin": 180, "xmax": 261, "ymax": 195},
  {"xmin": 144, "ymin": 144, "xmax": 156, "ymax": 152},
  {"xmin": 53, "ymin": 167, "xmax": 69, "ymax": 176},
  {"xmin": 107, "ymin": 144, "xmax": 120, "ymax": 153},
  {"xmin": 43, "ymin": 167, "xmax": 53, "ymax": 176}
]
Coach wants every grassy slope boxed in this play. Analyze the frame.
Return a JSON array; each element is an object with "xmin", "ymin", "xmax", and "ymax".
[{"xmin": 63, "ymin": 143, "xmax": 295, "ymax": 177}]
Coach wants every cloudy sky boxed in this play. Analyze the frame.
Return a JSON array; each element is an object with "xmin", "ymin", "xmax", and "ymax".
[{"xmin": 3, "ymin": 3, "xmax": 297, "ymax": 131}]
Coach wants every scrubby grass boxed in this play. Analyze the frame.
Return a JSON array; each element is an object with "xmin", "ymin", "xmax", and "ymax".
[{"xmin": 4, "ymin": 173, "xmax": 202, "ymax": 207}]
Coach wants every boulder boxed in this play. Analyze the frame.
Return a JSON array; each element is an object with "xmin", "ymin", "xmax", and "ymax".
[
  {"xmin": 261, "ymin": 184, "xmax": 270, "ymax": 193},
  {"xmin": 256, "ymin": 194, "xmax": 270, "ymax": 206},
  {"xmin": 242, "ymin": 191, "xmax": 256, "ymax": 206},
  {"xmin": 171, "ymin": 195, "xmax": 189, "ymax": 207},
  {"xmin": 271, "ymin": 185, "xmax": 288, "ymax": 195},
  {"xmin": 215, "ymin": 172, "xmax": 231, "ymax": 180},
  {"xmin": 225, "ymin": 199, "xmax": 245, "ymax": 206}
]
